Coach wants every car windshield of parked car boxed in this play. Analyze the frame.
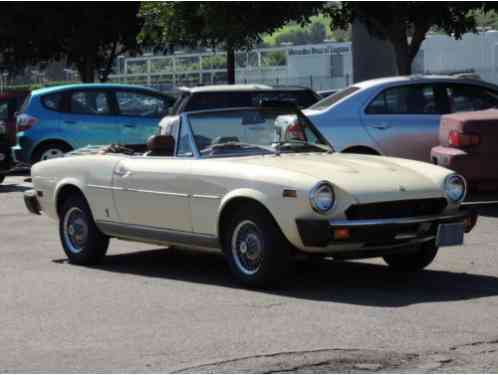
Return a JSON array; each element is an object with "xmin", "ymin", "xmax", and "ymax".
[
  {"xmin": 187, "ymin": 108, "xmax": 332, "ymax": 157},
  {"xmin": 182, "ymin": 90, "xmax": 319, "ymax": 113},
  {"xmin": 309, "ymin": 86, "xmax": 360, "ymax": 110}
]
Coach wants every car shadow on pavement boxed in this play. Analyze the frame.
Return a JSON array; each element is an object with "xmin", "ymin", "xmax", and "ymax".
[
  {"xmin": 69, "ymin": 247, "xmax": 498, "ymax": 308},
  {"xmin": 0, "ymin": 183, "xmax": 31, "ymax": 193}
]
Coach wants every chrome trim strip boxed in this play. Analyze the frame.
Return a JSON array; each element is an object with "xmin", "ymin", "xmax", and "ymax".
[
  {"xmin": 88, "ymin": 184, "xmax": 124, "ymax": 191},
  {"xmin": 191, "ymin": 194, "xmax": 221, "ymax": 200},
  {"xmin": 329, "ymin": 210, "xmax": 469, "ymax": 227},
  {"xmin": 96, "ymin": 220, "xmax": 219, "ymax": 249},
  {"xmin": 126, "ymin": 188, "xmax": 189, "ymax": 198}
]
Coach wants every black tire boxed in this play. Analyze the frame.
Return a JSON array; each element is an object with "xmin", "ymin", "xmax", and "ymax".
[
  {"xmin": 222, "ymin": 204, "xmax": 292, "ymax": 287},
  {"xmin": 0, "ymin": 175, "xmax": 4, "ymax": 184},
  {"xmin": 31, "ymin": 142, "xmax": 72, "ymax": 164},
  {"xmin": 383, "ymin": 241, "xmax": 439, "ymax": 271},
  {"xmin": 59, "ymin": 194, "xmax": 109, "ymax": 265}
]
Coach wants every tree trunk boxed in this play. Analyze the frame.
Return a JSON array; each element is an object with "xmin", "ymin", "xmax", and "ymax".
[
  {"xmin": 389, "ymin": 28, "xmax": 412, "ymax": 76},
  {"xmin": 393, "ymin": 45, "xmax": 412, "ymax": 75},
  {"xmin": 77, "ymin": 56, "xmax": 96, "ymax": 83},
  {"xmin": 226, "ymin": 46, "xmax": 235, "ymax": 84}
]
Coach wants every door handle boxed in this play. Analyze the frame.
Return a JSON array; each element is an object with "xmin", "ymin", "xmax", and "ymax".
[
  {"xmin": 114, "ymin": 166, "xmax": 132, "ymax": 177},
  {"xmin": 370, "ymin": 124, "xmax": 391, "ymax": 130},
  {"xmin": 124, "ymin": 124, "xmax": 136, "ymax": 128},
  {"xmin": 64, "ymin": 120, "xmax": 77, "ymax": 125}
]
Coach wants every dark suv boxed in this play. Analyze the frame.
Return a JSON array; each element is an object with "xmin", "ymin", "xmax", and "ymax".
[
  {"xmin": 0, "ymin": 91, "xmax": 29, "ymax": 184},
  {"xmin": 169, "ymin": 84, "xmax": 320, "ymax": 114},
  {"xmin": 159, "ymin": 84, "xmax": 320, "ymax": 136}
]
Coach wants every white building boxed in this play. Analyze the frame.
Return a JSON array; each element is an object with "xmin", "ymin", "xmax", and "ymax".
[
  {"xmin": 414, "ymin": 30, "xmax": 498, "ymax": 85},
  {"xmin": 111, "ymin": 42, "xmax": 353, "ymax": 91}
]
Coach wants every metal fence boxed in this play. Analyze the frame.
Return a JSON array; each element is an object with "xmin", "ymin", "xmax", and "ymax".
[{"xmin": 106, "ymin": 73, "xmax": 350, "ymax": 93}]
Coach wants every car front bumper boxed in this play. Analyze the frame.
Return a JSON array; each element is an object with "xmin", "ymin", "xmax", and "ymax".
[
  {"xmin": 0, "ymin": 142, "xmax": 14, "ymax": 175},
  {"xmin": 24, "ymin": 189, "xmax": 42, "ymax": 215},
  {"xmin": 296, "ymin": 208, "xmax": 477, "ymax": 250}
]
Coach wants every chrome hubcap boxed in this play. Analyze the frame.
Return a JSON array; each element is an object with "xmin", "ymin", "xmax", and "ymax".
[
  {"xmin": 63, "ymin": 207, "xmax": 88, "ymax": 254},
  {"xmin": 41, "ymin": 148, "xmax": 65, "ymax": 160},
  {"xmin": 232, "ymin": 220, "xmax": 264, "ymax": 275}
]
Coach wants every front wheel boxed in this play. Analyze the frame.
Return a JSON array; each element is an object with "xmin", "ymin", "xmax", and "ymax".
[
  {"xmin": 32, "ymin": 142, "xmax": 72, "ymax": 164},
  {"xmin": 223, "ymin": 205, "xmax": 291, "ymax": 287},
  {"xmin": 59, "ymin": 194, "xmax": 109, "ymax": 265},
  {"xmin": 383, "ymin": 241, "xmax": 439, "ymax": 271}
]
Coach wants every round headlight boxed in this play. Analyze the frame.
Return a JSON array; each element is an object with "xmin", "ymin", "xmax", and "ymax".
[
  {"xmin": 445, "ymin": 174, "xmax": 467, "ymax": 203},
  {"xmin": 0, "ymin": 123, "xmax": 5, "ymax": 135},
  {"xmin": 310, "ymin": 181, "xmax": 335, "ymax": 213}
]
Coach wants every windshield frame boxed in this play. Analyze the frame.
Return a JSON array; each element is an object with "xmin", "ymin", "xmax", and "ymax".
[{"xmin": 180, "ymin": 106, "xmax": 334, "ymax": 159}]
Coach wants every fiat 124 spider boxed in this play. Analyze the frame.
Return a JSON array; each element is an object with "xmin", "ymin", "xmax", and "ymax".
[{"xmin": 25, "ymin": 105, "xmax": 477, "ymax": 287}]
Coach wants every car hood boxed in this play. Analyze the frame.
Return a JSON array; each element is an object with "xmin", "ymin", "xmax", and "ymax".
[{"xmin": 232, "ymin": 153, "xmax": 447, "ymax": 203}]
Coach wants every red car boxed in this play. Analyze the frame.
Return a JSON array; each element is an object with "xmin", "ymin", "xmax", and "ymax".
[{"xmin": 431, "ymin": 110, "xmax": 498, "ymax": 192}]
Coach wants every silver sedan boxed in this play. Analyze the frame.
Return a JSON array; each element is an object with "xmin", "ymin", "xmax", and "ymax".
[{"xmin": 303, "ymin": 75, "xmax": 498, "ymax": 162}]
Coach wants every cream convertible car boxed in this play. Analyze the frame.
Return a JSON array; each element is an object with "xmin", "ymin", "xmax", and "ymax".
[{"xmin": 25, "ymin": 106, "xmax": 477, "ymax": 287}]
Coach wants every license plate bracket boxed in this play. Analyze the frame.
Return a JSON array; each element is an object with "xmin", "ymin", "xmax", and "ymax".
[{"xmin": 436, "ymin": 222, "xmax": 464, "ymax": 247}]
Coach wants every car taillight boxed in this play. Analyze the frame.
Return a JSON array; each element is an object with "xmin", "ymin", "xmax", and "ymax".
[
  {"xmin": 448, "ymin": 130, "xmax": 480, "ymax": 148},
  {"xmin": 17, "ymin": 114, "xmax": 38, "ymax": 132}
]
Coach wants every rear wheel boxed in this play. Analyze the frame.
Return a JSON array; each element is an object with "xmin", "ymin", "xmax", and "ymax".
[
  {"xmin": 222, "ymin": 205, "xmax": 291, "ymax": 287},
  {"xmin": 59, "ymin": 194, "xmax": 109, "ymax": 265},
  {"xmin": 32, "ymin": 142, "xmax": 72, "ymax": 164},
  {"xmin": 383, "ymin": 241, "xmax": 439, "ymax": 271}
]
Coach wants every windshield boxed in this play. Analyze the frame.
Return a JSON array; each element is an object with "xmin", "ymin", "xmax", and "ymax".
[
  {"xmin": 184, "ymin": 90, "xmax": 319, "ymax": 112},
  {"xmin": 309, "ymin": 86, "xmax": 360, "ymax": 111},
  {"xmin": 186, "ymin": 107, "xmax": 332, "ymax": 157}
]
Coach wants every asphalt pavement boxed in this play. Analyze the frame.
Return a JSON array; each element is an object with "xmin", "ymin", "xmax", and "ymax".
[{"xmin": 1, "ymin": 175, "xmax": 498, "ymax": 372}]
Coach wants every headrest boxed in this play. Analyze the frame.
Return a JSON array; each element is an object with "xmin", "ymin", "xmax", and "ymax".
[{"xmin": 146, "ymin": 135, "xmax": 175, "ymax": 155}]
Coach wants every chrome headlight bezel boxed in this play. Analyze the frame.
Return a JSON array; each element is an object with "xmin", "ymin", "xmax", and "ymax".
[
  {"xmin": 444, "ymin": 174, "xmax": 467, "ymax": 203},
  {"xmin": 309, "ymin": 181, "xmax": 335, "ymax": 214}
]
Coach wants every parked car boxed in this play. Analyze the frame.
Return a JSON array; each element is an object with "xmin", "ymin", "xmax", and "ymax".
[
  {"xmin": 431, "ymin": 110, "xmax": 498, "ymax": 192},
  {"xmin": 292, "ymin": 75, "xmax": 498, "ymax": 162},
  {"xmin": 159, "ymin": 84, "xmax": 320, "ymax": 136},
  {"xmin": 25, "ymin": 105, "xmax": 477, "ymax": 287},
  {"xmin": 0, "ymin": 91, "xmax": 30, "ymax": 183},
  {"xmin": 14, "ymin": 84, "xmax": 175, "ymax": 164},
  {"xmin": 169, "ymin": 84, "xmax": 319, "ymax": 112}
]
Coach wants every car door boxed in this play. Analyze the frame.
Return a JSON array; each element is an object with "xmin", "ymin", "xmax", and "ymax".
[
  {"xmin": 111, "ymin": 157, "xmax": 193, "ymax": 231},
  {"xmin": 111, "ymin": 119, "xmax": 193, "ymax": 232},
  {"xmin": 59, "ymin": 89, "xmax": 122, "ymax": 148},
  {"xmin": 360, "ymin": 84, "xmax": 445, "ymax": 162},
  {"xmin": 114, "ymin": 90, "xmax": 172, "ymax": 145}
]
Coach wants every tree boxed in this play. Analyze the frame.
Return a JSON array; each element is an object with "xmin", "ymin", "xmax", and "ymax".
[
  {"xmin": 324, "ymin": 2, "xmax": 488, "ymax": 75},
  {"xmin": 0, "ymin": 4, "xmax": 67, "ymax": 74},
  {"xmin": 139, "ymin": 2, "xmax": 324, "ymax": 84},
  {"xmin": 0, "ymin": 2, "xmax": 142, "ymax": 82},
  {"xmin": 60, "ymin": 3, "xmax": 142, "ymax": 82}
]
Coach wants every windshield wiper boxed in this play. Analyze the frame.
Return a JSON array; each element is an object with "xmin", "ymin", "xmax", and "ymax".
[
  {"xmin": 201, "ymin": 142, "xmax": 276, "ymax": 155},
  {"xmin": 272, "ymin": 140, "xmax": 332, "ymax": 153}
]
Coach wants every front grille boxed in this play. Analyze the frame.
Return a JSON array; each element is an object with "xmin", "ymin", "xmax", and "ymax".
[{"xmin": 345, "ymin": 198, "xmax": 447, "ymax": 220}]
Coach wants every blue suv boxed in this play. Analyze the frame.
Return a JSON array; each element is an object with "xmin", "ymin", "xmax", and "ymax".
[{"xmin": 14, "ymin": 84, "xmax": 175, "ymax": 164}]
